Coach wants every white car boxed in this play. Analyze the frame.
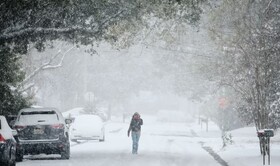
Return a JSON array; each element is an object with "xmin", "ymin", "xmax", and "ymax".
[
  {"xmin": 70, "ymin": 115, "xmax": 105, "ymax": 142},
  {"xmin": 0, "ymin": 116, "xmax": 17, "ymax": 166}
]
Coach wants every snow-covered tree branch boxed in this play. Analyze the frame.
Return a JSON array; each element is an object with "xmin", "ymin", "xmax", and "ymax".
[
  {"xmin": 17, "ymin": 45, "xmax": 75, "ymax": 92},
  {"xmin": 209, "ymin": 0, "xmax": 280, "ymax": 130}
]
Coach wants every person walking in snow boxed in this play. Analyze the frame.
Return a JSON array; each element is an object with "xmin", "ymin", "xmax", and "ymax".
[{"xmin": 127, "ymin": 112, "xmax": 143, "ymax": 154}]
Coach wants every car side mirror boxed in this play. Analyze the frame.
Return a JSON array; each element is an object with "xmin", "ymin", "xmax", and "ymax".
[
  {"xmin": 12, "ymin": 130, "xmax": 18, "ymax": 136},
  {"xmin": 65, "ymin": 119, "xmax": 72, "ymax": 124}
]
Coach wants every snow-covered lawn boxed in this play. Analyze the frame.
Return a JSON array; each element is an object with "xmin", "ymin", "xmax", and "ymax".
[{"xmin": 194, "ymin": 120, "xmax": 280, "ymax": 166}]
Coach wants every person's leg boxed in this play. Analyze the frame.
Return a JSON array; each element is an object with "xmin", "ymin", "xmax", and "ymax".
[
  {"xmin": 135, "ymin": 131, "xmax": 141, "ymax": 154},
  {"xmin": 131, "ymin": 131, "xmax": 137, "ymax": 154}
]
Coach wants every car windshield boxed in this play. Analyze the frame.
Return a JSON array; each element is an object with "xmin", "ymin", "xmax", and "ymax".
[{"xmin": 21, "ymin": 111, "xmax": 57, "ymax": 115}]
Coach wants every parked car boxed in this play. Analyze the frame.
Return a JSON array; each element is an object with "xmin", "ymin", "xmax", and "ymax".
[
  {"xmin": 13, "ymin": 107, "xmax": 71, "ymax": 161},
  {"xmin": 0, "ymin": 116, "xmax": 17, "ymax": 166},
  {"xmin": 70, "ymin": 114, "xmax": 105, "ymax": 142},
  {"xmin": 6, "ymin": 115, "xmax": 18, "ymax": 128}
]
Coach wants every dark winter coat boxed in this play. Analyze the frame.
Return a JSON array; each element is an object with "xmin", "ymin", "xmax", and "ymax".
[{"xmin": 129, "ymin": 118, "xmax": 143, "ymax": 132}]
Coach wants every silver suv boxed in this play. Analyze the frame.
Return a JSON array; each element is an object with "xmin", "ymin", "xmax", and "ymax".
[{"xmin": 14, "ymin": 107, "xmax": 71, "ymax": 161}]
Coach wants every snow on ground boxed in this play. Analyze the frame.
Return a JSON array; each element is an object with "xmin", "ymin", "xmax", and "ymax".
[
  {"xmin": 17, "ymin": 114, "xmax": 280, "ymax": 166},
  {"xmin": 193, "ymin": 120, "xmax": 280, "ymax": 166},
  {"xmin": 220, "ymin": 127, "xmax": 280, "ymax": 166},
  {"xmin": 17, "ymin": 114, "xmax": 219, "ymax": 166}
]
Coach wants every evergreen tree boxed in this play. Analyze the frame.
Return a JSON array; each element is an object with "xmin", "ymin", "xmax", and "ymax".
[{"xmin": 0, "ymin": 46, "xmax": 31, "ymax": 115}]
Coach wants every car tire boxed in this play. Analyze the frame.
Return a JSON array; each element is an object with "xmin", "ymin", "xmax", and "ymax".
[
  {"xmin": 99, "ymin": 134, "xmax": 105, "ymax": 142},
  {"xmin": 9, "ymin": 161, "xmax": 16, "ymax": 166},
  {"xmin": 16, "ymin": 148, "xmax": 23, "ymax": 162},
  {"xmin": 1, "ymin": 160, "xmax": 16, "ymax": 166},
  {"xmin": 0, "ymin": 162, "xmax": 7, "ymax": 166},
  {"xmin": 61, "ymin": 142, "xmax": 70, "ymax": 160},
  {"xmin": 9, "ymin": 145, "xmax": 16, "ymax": 166}
]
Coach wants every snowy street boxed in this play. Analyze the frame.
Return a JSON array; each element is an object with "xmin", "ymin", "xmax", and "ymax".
[
  {"xmin": 2, "ymin": 1, "xmax": 280, "ymax": 166},
  {"xmin": 17, "ymin": 115, "xmax": 220, "ymax": 166}
]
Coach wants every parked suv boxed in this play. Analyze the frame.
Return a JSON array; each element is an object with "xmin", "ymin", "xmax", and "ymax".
[
  {"xmin": 14, "ymin": 108, "xmax": 70, "ymax": 161},
  {"xmin": 0, "ymin": 116, "xmax": 17, "ymax": 166}
]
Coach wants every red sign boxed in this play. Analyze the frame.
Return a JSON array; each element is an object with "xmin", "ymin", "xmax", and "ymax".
[{"xmin": 219, "ymin": 97, "xmax": 229, "ymax": 109}]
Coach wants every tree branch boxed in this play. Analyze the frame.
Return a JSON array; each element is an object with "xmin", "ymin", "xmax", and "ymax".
[
  {"xmin": 18, "ymin": 83, "xmax": 35, "ymax": 93},
  {"xmin": 219, "ymin": 80, "xmax": 251, "ymax": 101},
  {"xmin": 42, "ymin": 45, "xmax": 75, "ymax": 70},
  {"xmin": 264, "ymin": 0, "xmax": 274, "ymax": 14},
  {"xmin": 16, "ymin": 45, "xmax": 74, "ymax": 91},
  {"xmin": 16, "ymin": 51, "xmax": 61, "ymax": 90},
  {"xmin": 1, "ymin": 9, "xmax": 127, "ymax": 42},
  {"xmin": 0, "ymin": 26, "xmax": 96, "ymax": 41}
]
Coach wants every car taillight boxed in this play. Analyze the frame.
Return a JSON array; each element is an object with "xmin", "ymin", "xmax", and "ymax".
[
  {"xmin": 0, "ymin": 134, "xmax": 5, "ymax": 143},
  {"xmin": 52, "ymin": 124, "xmax": 64, "ymax": 129},
  {"xmin": 15, "ymin": 125, "xmax": 27, "ymax": 131}
]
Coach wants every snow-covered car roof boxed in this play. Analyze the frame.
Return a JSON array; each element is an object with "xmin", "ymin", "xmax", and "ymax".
[
  {"xmin": 74, "ymin": 114, "xmax": 103, "ymax": 122},
  {"xmin": 71, "ymin": 114, "xmax": 104, "ymax": 128},
  {"xmin": 19, "ymin": 107, "xmax": 59, "ymax": 113}
]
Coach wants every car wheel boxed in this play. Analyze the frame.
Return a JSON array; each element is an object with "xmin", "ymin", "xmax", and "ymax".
[
  {"xmin": 8, "ymin": 161, "xmax": 16, "ymax": 166},
  {"xmin": 99, "ymin": 133, "xmax": 105, "ymax": 142},
  {"xmin": 0, "ymin": 162, "xmax": 8, "ymax": 166},
  {"xmin": 9, "ymin": 145, "xmax": 16, "ymax": 166},
  {"xmin": 16, "ymin": 148, "xmax": 23, "ymax": 162},
  {"xmin": 0, "ymin": 162, "xmax": 7, "ymax": 166},
  {"xmin": 1, "ymin": 159, "xmax": 15, "ymax": 166},
  {"xmin": 61, "ymin": 142, "xmax": 70, "ymax": 160}
]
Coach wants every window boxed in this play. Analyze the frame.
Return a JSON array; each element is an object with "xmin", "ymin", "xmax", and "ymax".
[{"xmin": 21, "ymin": 110, "xmax": 56, "ymax": 115}]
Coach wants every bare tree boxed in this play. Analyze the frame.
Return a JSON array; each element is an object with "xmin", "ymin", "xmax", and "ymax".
[{"xmin": 209, "ymin": 0, "xmax": 280, "ymax": 130}]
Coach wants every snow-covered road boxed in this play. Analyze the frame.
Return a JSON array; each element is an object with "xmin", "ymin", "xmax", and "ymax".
[{"xmin": 17, "ymin": 115, "xmax": 220, "ymax": 166}]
